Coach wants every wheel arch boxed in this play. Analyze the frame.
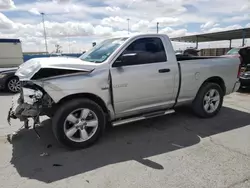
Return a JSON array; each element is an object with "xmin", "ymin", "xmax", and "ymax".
[
  {"xmin": 199, "ymin": 76, "xmax": 226, "ymax": 95},
  {"xmin": 57, "ymin": 93, "xmax": 109, "ymax": 115},
  {"xmin": 5, "ymin": 74, "xmax": 18, "ymax": 85}
]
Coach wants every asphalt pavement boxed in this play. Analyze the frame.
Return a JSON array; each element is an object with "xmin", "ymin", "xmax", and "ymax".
[{"xmin": 0, "ymin": 90, "xmax": 250, "ymax": 188}]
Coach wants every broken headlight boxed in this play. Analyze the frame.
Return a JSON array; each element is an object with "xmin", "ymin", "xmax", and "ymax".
[
  {"xmin": 15, "ymin": 61, "xmax": 41, "ymax": 80},
  {"xmin": 22, "ymin": 87, "xmax": 43, "ymax": 105}
]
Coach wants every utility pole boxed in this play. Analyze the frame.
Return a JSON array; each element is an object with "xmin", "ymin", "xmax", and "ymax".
[
  {"xmin": 67, "ymin": 29, "xmax": 70, "ymax": 53},
  {"xmin": 40, "ymin": 12, "xmax": 48, "ymax": 54},
  {"xmin": 157, "ymin": 22, "xmax": 159, "ymax": 33},
  {"xmin": 127, "ymin": 18, "xmax": 130, "ymax": 35}
]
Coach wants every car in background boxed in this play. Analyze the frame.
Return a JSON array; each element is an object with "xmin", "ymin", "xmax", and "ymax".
[
  {"xmin": 239, "ymin": 64, "xmax": 250, "ymax": 88},
  {"xmin": 225, "ymin": 46, "xmax": 250, "ymax": 67},
  {"xmin": 0, "ymin": 38, "xmax": 23, "ymax": 93},
  {"xmin": 224, "ymin": 46, "xmax": 250, "ymax": 88},
  {"xmin": 0, "ymin": 68, "xmax": 20, "ymax": 93}
]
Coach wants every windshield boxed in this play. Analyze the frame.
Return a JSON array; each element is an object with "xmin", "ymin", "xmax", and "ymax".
[
  {"xmin": 79, "ymin": 37, "xmax": 128, "ymax": 63},
  {"xmin": 226, "ymin": 48, "xmax": 239, "ymax": 55}
]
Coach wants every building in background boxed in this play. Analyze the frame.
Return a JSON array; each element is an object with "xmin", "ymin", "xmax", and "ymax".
[{"xmin": 0, "ymin": 39, "xmax": 23, "ymax": 68}]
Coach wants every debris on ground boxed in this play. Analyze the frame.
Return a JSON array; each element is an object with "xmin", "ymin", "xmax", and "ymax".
[
  {"xmin": 40, "ymin": 152, "xmax": 49, "ymax": 157},
  {"xmin": 53, "ymin": 164, "xmax": 63, "ymax": 167}
]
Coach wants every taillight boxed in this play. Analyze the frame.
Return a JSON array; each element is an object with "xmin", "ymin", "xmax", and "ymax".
[
  {"xmin": 237, "ymin": 57, "xmax": 246, "ymax": 78},
  {"xmin": 237, "ymin": 65, "xmax": 241, "ymax": 78}
]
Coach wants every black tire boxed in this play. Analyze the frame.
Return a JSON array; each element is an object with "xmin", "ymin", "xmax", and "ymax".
[
  {"xmin": 192, "ymin": 82, "xmax": 223, "ymax": 118},
  {"xmin": 52, "ymin": 98, "xmax": 106, "ymax": 149},
  {"xmin": 6, "ymin": 77, "xmax": 21, "ymax": 93}
]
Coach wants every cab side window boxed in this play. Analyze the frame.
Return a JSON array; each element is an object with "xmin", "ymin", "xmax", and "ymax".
[{"xmin": 114, "ymin": 37, "xmax": 167, "ymax": 67}]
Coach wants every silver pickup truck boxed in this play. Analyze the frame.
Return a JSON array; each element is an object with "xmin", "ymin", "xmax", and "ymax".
[{"xmin": 9, "ymin": 34, "xmax": 241, "ymax": 149}]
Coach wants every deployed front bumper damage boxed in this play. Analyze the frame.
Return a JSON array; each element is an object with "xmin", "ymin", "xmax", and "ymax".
[
  {"xmin": 7, "ymin": 57, "xmax": 95, "ymax": 137},
  {"xmin": 7, "ymin": 81, "xmax": 54, "ymax": 137}
]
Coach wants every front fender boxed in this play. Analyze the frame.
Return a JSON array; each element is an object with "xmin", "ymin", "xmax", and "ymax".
[{"xmin": 35, "ymin": 69, "xmax": 115, "ymax": 120}]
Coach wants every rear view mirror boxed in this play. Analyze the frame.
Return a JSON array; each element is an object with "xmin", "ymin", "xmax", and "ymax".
[
  {"xmin": 113, "ymin": 53, "xmax": 137, "ymax": 67},
  {"xmin": 122, "ymin": 53, "xmax": 137, "ymax": 58}
]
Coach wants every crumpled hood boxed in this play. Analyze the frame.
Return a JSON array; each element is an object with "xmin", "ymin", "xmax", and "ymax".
[{"xmin": 15, "ymin": 57, "xmax": 96, "ymax": 80}]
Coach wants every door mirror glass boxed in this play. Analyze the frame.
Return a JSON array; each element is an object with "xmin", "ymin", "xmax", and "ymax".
[{"xmin": 114, "ymin": 53, "xmax": 138, "ymax": 67}]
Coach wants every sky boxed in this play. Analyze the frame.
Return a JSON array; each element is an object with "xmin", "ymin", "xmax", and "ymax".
[{"xmin": 0, "ymin": 0, "xmax": 249, "ymax": 53}]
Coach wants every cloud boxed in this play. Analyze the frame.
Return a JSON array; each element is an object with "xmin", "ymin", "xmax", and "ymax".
[
  {"xmin": 188, "ymin": 0, "xmax": 249, "ymax": 14},
  {"xmin": 100, "ymin": 16, "xmax": 182, "ymax": 32},
  {"xmin": 101, "ymin": 16, "xmax": 127, "ymax": 29},
  {"xmin": 131, "ymin": 20, "xmax": 150, "ymax": 32},
  {"xmin": 105, "ymin": 6, "xmax": 121, "ymax": 12},
  {"xmin": 44, "ymin": 21, "xmax": 95, "ymax": 37},
  {"xmin": 151, "ymin": 17, "xmax": 180, "ymax": 27},
  {"xmin": 52, "ymin": 0, "xmax": 71, "ymax": 3},
  {"xmin": 0, "ymin": 12, "xmax": 15, "ymax": 29},
  {"xmin": 0, "ymin": 12, "xmax": 143, "ymax": 52},
  {"xmin": 0, "ymin": 13, "xmax": 123, "ymax": 38},
  {"xmin": 178, "ymin": 13, "xmax": 215, "ymax": 25},
  {"xmin": 28, "ymin": 8, "xmax": 40, "ymax": 15},
  {"xmin": 0, "ymin": 0, "xmax": 15, "ymax": 9},
  {"xmin": 223, "ymin": 14, "xmax": 250, "ymax": 22},
  {"xmin": 241, "ymin": 2, "xmax": 250, "ymax": 11},
  {"xmin": 1, "ymin": 0, "xmax": 250, "ymax": 52},
  {"xmin": 246, "ymin": 23, "xmax": 250, "ymax": 28},
  {"xmin": 207, "ymin": 24, "xmax": 243, "ymax": 33},
  {"xmin": 94, "ymin": 25, "xmax": 113, "ymax": 36},
  {"xmin": 15, "ymin": 1, "xmax": 96, "ymax": 16},
  {"xmin": 159, "ymin": 27, "xmax": 188, "ymax": 38},
  {"xmin": 201, "ymin": 21, "xmax": 218, "ymax": 30},
  {"xmin": 14, "ymin": 0, "xmax": 212, "ymax": 27}
]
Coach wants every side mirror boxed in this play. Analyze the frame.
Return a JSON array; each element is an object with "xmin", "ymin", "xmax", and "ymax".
[{"xmin": 113, "ymin": 53, "xmax": 137, "ymax": 67}]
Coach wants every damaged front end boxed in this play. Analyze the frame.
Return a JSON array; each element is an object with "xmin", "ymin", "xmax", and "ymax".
[
  {"xmin": 7, "ymin": 81, "xmax": 54, "ymax": 137},
  {"xmin": 7, "ymin": 57, "xmax": 95, "ymax": 137}
]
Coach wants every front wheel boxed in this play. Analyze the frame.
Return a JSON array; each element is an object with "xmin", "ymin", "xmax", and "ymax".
[
  {"xmin": 192, "ymin": 83, "xmax": 223, "ymax": 118},
  {"xmin": 52, "ymin": 98, "xmax": 106, "ymax": 149}
]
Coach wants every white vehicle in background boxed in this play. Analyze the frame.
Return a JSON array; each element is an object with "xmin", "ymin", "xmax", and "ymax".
[
  {"xmin": 0, "ymin": 39, "xmax": 23, "ymax": 92},
  {"xmin": 9, "ymin": 34, "xmax": 241, "ymax": 149}
]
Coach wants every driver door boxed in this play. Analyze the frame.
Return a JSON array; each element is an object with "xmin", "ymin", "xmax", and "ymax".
[{"xmin": 110, "ymin": 37, "xmax": 175, "ymax": 118}]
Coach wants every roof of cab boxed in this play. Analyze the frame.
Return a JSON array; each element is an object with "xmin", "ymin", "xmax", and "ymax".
[{"xmin": 0, "ymin": 39, "xmax": 21, "ymax": 43}]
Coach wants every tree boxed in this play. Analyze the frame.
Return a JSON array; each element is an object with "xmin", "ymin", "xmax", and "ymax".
[{"xmin": 55, "ymin": 44, "xmax": 62, "ymax": 53}]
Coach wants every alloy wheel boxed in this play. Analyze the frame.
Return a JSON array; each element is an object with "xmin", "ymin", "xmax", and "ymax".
[{"xmin": 63, "ymin": 108, "xmax": 99, "ymax": 143}]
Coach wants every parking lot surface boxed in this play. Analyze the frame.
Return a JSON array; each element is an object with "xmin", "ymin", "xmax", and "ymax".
[{"xmin": 0, "ymin": 90, "xmax": 250, "ymax": 188}]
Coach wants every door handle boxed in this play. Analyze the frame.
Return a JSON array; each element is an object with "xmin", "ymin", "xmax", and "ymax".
[{"xmin": 158, "ymin": 68, "xmax": 170, "ymax": 73}]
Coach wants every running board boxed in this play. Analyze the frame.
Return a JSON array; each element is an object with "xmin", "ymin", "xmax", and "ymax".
[{"xmin": 112, "ymin": 109, "xmax": 175, "ymax": 127}]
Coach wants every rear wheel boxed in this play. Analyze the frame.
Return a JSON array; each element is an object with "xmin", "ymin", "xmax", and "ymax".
[
  {"xmin": 6, "ymin": 77, "xmax": 21, "ymax": 93},
  {"xmin": 52, "ymin": 98, "xmax": 106, "ymax": 149},
  {"xmin": 192, "ymin": 83, "xmax": 223, "ymax": 118}
]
